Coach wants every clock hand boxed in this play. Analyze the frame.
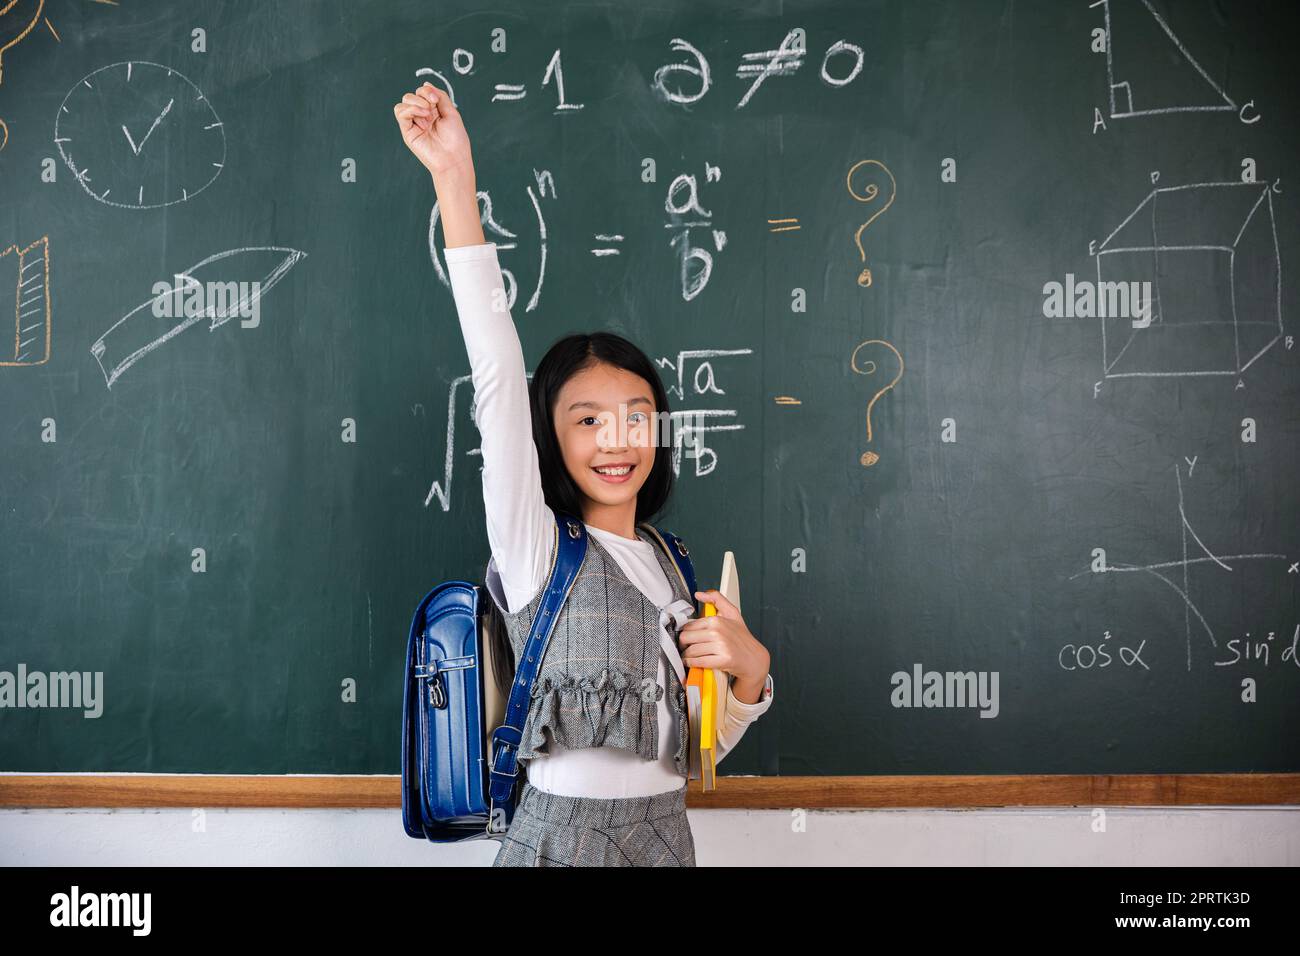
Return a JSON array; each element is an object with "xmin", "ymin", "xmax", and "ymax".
[{"xmin": 121, "ymin": 98, "xmax": 175, "ymax": 156}]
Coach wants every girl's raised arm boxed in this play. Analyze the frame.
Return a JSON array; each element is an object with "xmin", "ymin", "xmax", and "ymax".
[
  {"xmin": 394, "ymin": 83, "xmax": 553, "ymax": 613},
  {"xmin": 443, "ymin": 244, "xmax": 553, "ymax": 613}
]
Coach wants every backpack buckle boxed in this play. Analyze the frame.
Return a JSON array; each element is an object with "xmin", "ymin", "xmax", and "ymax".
[
  {"xmin": 491, "ymin": 724, "xmax": 523, "ymax": 750},
  {"xmin": 414, "ymin": 660, "xmax": 448, "ymax": 708},
  {"xmin": 674, "ymin": 538, "xmax": 689, "ymax": 558},
  {"xmin": 566, "ymin": 519, "xmax": 581, "ymax": 539},
  {"xmin": 428, "ymin": 674, "xmax": 446, "ymax": 708}
]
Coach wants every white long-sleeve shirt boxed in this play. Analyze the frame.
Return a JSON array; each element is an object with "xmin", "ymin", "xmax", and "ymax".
[{"xmin": 443, "ymin": 241, "xmax": 774, "ymax": 799}]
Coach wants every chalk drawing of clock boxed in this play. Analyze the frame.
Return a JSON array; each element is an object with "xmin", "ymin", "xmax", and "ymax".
[{"xmin": 54, "ymin": 61, "xmax": 226, "ymax": 209}]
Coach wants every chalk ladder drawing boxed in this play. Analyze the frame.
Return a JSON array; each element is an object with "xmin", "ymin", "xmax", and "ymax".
[
  {"xmin": 1096, "ymin": 181, "xmax": 1282, "ymax": 380},
  {"xmin": 425, "ymin": 348, "xmax": 752, "ymax": 510},
  {"xmin": 90, "ymin": 246, "xmax": 307, "ymax": 389},
  {"xmin": 0, "ymin": 236, "xmax": 51, "ymax": 366},
  {"xmin": 1091, "ymin": 0, "xmax": 1249, "ymax": 121},
  {"xmin": 1071, "ymin": 463, "xmax": 1290, "ymax": 671}
]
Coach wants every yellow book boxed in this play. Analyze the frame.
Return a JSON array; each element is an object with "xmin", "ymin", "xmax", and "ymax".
[{"xmin": 686, "ymin": 551, "xmax": 739, "ymax": 791}]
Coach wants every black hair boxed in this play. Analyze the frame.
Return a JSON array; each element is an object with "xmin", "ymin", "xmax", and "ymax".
[
  {"xmin": 528, "ymin": 331, "xmax": 675, "ymax": 524},
  {"xmin": 483, "ymin": 330, "xmax": 677, "ymax": 698}
]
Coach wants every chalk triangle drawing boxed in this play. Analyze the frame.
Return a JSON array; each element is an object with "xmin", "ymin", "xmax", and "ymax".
[{"xmin": 1094, "ymin": 0, "xmax": 1237, "ymax": 119}]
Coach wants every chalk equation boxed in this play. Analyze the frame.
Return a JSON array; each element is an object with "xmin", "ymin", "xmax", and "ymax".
[
  {"xmin": 414, "ymin": 27, "xmax": 865, "ymax": 117},
  {"xmin": 1068, "ymin": 461, "xmax": 1292, "ymax": 672},
  {"xmin": 425, "ymin": 346, "xmax": 752, "ymax": 511},
  {"xmin": 428, "ymin": 164, "xmax": 729, "ymax": 307}
]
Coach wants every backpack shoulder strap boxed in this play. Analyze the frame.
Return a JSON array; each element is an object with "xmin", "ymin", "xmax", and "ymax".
[
  {"xmin": 640, "ymin": 521, "xmax": 699, "ymax": 615},
  {"xmin": 488, "ymin": 508, "xmax": 587, "ymax": 812}
]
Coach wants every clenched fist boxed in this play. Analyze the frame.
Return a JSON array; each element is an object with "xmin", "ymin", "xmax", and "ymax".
[{"xmin": 393, "ymin": 81, "xmax": 475, "ymax": 185}]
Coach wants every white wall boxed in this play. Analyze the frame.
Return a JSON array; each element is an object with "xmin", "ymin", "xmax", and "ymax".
[{"xmin": 3, "ymin": 807, "xmax": 1297, "ymax": 865}]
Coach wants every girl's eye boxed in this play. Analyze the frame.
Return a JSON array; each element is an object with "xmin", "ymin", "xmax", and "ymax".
[
  {"xmin": 577, "ymin": 413, "xmax": 647, "ymax": 424},
  {"xmin": 577, "ymin": 413, "xmax": 648, "ymax": 426}
]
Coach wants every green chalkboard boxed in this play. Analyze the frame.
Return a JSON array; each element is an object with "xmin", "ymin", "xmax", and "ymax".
[{"xmin": 1, "ymin": 0, "xmax": 1297, "ymax": 776}]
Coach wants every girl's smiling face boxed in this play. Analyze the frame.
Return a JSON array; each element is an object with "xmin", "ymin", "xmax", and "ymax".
[{"xmin": 553, "ymin": 361, "xmax": 657, "ymax": 518}]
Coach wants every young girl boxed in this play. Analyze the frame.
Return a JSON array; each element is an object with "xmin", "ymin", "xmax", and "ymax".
[{"xmin": 394, "ymin": 81, "xmax": 774, "ymax": 867}]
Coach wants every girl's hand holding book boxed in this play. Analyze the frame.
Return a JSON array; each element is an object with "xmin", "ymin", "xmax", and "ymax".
[{"xmin": 679, "ymin": 589, "xmax": 771, "ymax": 701}]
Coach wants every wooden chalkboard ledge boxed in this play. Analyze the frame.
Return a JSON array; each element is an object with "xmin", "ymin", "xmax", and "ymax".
[{"xmin": 1, "ymin": 774, "xmax": 1298, "ymax": 808}]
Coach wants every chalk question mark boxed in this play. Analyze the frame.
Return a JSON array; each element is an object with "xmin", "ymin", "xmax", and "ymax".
[
  {"xmin": 850, "ymin": 339, "xmax": 904, "ymax": 467},
  {"xmin": 846, "ymin": 159, "xmax": 897, "ymax": 288}
]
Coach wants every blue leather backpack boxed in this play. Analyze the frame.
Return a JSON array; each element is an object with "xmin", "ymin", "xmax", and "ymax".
[{"xmin": 401, "ymin": 508, "xmax": 698, "ymax": 842}]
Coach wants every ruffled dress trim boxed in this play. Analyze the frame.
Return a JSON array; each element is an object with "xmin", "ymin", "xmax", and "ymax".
[{"xmin": 516, "ymin": 665, "xmax": 691, "ymax": 775}]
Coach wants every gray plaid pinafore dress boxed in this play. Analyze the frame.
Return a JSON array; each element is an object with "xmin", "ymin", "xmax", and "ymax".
[
  {"xmin": 492, "ymin": 779, "xmax": 696, "ymax": 867},
  {"xmin": 487, "ymin": 520, "xmax": 698, "ymax": 867}
]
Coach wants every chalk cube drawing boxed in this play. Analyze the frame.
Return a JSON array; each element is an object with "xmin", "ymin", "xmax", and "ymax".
[{"xmin": 1096, "ymin": 182, "xmax": 1282, "ymax": 378}]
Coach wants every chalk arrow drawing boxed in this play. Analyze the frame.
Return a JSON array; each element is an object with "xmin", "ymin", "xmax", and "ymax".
[{"xmin": 90, "ymin": 246, "xmax": 306, "ymax": 389}]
